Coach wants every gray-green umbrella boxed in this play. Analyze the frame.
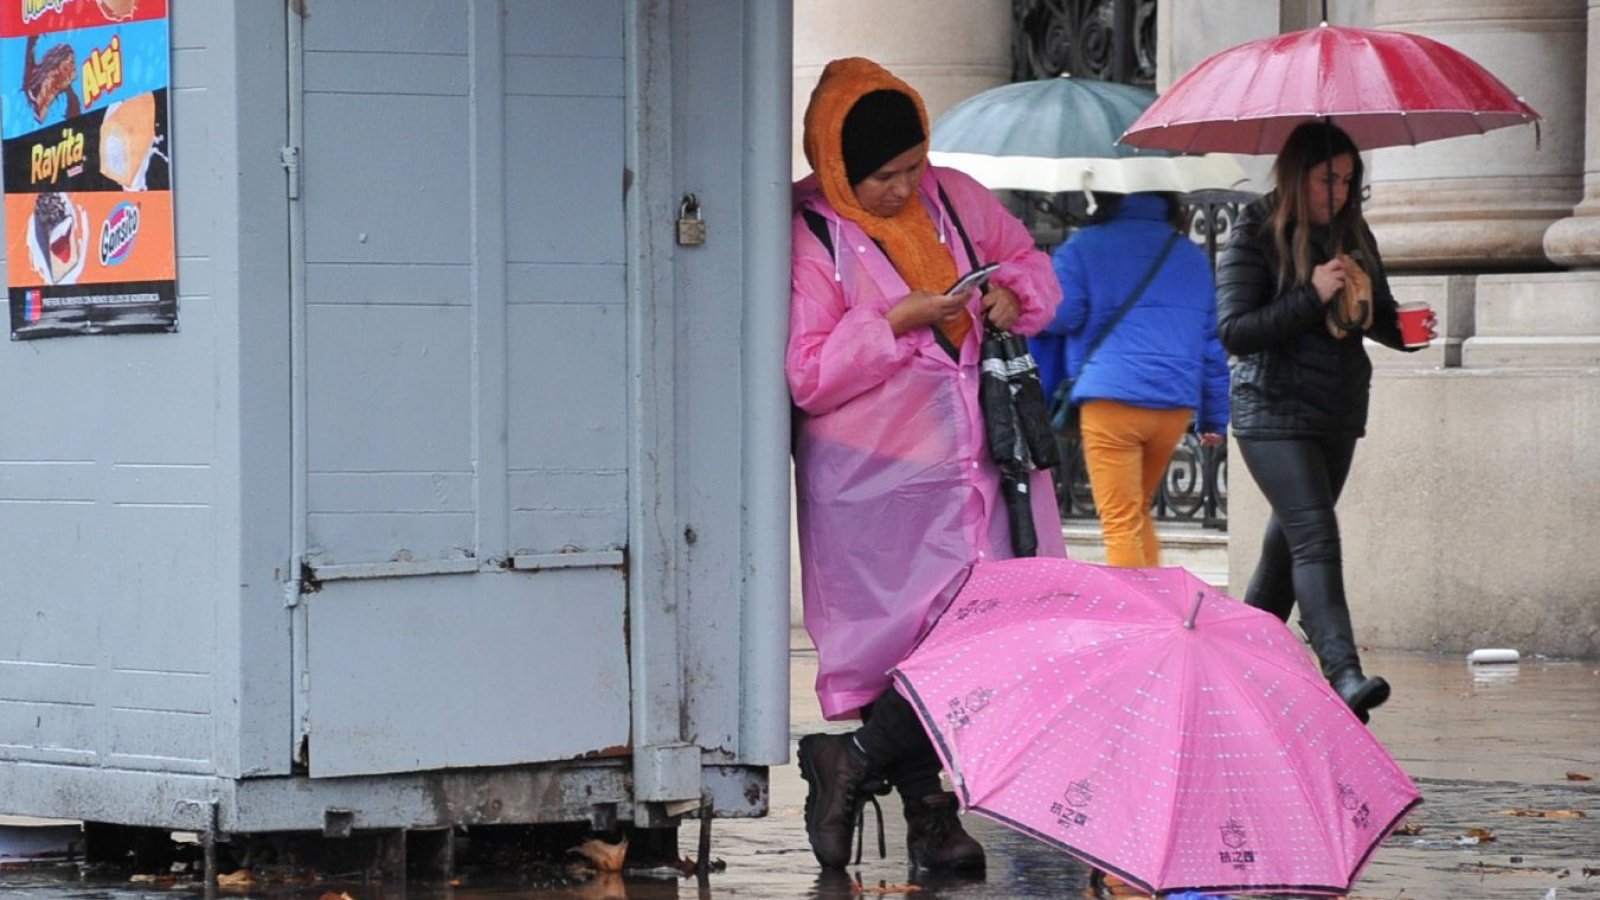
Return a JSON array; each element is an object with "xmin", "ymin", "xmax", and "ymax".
[{"xmin": 929, "ymin": 75, "xmax": 1244, "ymax": 195}]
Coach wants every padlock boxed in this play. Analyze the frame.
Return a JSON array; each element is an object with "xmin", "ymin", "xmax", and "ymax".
[{"xmin": 677, "ymin": 193, "xmax": 706, "ymax": 246}]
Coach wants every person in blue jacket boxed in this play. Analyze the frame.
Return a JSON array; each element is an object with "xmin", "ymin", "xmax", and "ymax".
[{"xmin": 1037, "ymin": 191, "xmax": 1228, "ymax": 567}]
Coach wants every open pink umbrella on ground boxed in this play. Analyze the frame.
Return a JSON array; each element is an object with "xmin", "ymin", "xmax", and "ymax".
[
  {"xmin": 1118, "ymin": 22, "xmax": 1540, "ymax": 154},
  {"xmin": 890, "ymin": 558, "xmax": 1421, "ymax": 896}
]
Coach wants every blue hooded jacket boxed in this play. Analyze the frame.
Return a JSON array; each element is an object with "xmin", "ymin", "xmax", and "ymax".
[{"xmin": 1029, "ymin": 192, "xmax": 1229, "ymax": 433}]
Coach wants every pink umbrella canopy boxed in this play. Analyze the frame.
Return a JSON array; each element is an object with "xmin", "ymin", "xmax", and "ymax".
[
  {"xmin": 890, "ymin": 558, "xmax": 1422, "ymax": 896},
  {"xmin": 1119, "ymin": 23, "xmax": 1540, "ymax": 154}
]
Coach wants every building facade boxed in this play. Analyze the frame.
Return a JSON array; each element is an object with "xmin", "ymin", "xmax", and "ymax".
[{"xmin": 796, "ymin": 0, "xmax": 1600, "ymax": 659}]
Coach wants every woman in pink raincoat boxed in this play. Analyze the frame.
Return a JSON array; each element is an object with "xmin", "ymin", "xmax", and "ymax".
[{"xmin": 788, "ymin": 57, "xmax": 1064, "ymax": 874}]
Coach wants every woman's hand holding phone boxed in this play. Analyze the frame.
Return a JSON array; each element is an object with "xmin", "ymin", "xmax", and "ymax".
[
  {"xmin": 886, "ymin": 290, "xmax": 970, "ymax": 336},
  {"xmin": 885, "ymin": 264, "xmax": 1013, "ymax": 336},
  {"xmin": 945, "ymin": 263, "xmax": 1000, "ymax": 297}
]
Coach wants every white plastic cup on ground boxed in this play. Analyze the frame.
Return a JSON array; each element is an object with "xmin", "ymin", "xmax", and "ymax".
[{"xmin": 1467, "ymin": 647, "xmax": 1520, "ymax": 664}]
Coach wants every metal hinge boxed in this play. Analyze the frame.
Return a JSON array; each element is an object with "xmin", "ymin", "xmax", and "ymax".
[{"xmin": 280, "ymin": 146, "xmax": 301, "ymax": 199}]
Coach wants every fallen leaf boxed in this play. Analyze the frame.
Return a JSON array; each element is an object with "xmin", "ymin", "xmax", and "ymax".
[
  {"xmin": 1566, "ymin": 771, "xmax": 1593, "ymax": 781},
  {"xmin": 1465, "ymin": 827, "xmax": 1496, "ymax": 841},
  {"xmin": 1504, "ymin": 807, "xmax": 1587, "ymax": 819},
  {"xmin": 569, "ymin": 836, "xmax": 628, "ymax": 872},
  {"xmin": 217, "ymin": 869, "xmax": 255, "ymax": 887},
  {"xmin": 1469, "ymin": 862, "xmax": 1571, "ymax": 877}
]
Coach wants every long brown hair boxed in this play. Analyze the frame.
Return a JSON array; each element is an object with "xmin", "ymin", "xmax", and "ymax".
[{"xmin": 1269, "ymin": 121, "xmax": 1375, "ymax": 289}]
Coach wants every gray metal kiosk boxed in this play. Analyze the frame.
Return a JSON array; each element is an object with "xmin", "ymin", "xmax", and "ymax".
[{"xmin": 0, "ymin": 0, "xmax": 793, "ymax": 868}]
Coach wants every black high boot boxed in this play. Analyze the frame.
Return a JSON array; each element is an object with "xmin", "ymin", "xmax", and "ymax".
[
  {"xmin": 1294, "ymin": 561, "xmax": 1390, "ymax": 723},
  {"xmin": 904, "ymin": 792, "xmax": 986, "ymax": 873},
  {"xmin": 887, "ymin": 749, "xmax": 985, "ymax": 874}
]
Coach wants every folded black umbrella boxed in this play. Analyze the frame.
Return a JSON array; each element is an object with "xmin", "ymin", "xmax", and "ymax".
[{"xmin": 980, "ymin": 322, "xmax": 1060, "ymax": 557}]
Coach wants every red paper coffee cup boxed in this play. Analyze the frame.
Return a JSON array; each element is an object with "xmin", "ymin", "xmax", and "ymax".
[{"xmin": 1397, "ymin": 302, "xmax": 1433, "ymax": 347}]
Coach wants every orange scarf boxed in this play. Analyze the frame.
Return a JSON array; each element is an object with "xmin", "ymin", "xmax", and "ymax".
[{"xmin": 802, "ymin": 58, "xmax": 967, "ymax": 347}]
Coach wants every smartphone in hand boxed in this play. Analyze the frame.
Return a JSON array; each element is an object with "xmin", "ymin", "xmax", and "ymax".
[{"xmin": 944, "ymin": 263, "xmax": 999, "ymax": 296}]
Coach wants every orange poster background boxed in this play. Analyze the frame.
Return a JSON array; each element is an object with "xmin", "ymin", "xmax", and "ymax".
[{"xmin": 6, "ymin": 189, "xmax": 172, "ymax": 287}]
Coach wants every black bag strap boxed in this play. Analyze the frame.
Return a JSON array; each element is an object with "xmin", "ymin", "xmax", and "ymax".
[
  {"xmin": 1078, "ymin": 230, "xmax": 1181, "ymax": 373},
  {"xmin": 932, "ymin": 180, "xmax": 983, "ymax": 359},
  {"xmin": 801, "ymin": 207, "xmax": 833, "ymax": 258},
  {"xmin": 936, "ymin": 181, "xmax": 982, "ymax": 271}
]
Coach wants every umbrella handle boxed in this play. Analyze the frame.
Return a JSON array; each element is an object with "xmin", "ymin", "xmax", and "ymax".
[{"xmin": 1182, "ymin": 591, "xmax": 1204, "ymax": 629}]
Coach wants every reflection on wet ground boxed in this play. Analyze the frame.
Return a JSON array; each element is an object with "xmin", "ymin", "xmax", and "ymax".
[{"xmin": 0, "ymin": 648, "xmax": 1595, "ymax": 899}]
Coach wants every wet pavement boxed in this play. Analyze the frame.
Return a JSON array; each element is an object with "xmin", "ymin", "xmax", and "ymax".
[{"xmin": 1, "ymin": 643, "xmax": 1596, "ymax": 899}]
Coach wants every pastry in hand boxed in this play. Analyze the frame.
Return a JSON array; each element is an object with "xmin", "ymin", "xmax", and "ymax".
[
  {"xmin": 100, "ymin": 92, "xmax": 158, "ymax": 189},
  {"xmin": 1326, "ymin": 252, "xmax": 1374, "ymax": 339}
]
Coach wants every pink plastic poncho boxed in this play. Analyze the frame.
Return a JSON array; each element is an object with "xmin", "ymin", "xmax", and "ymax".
[{"xmin": 788, "ymin": 165, "xmax": 1066, "ymax": 721}]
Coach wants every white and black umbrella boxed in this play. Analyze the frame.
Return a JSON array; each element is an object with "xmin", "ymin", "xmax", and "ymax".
[
  {"xmin": 980, "ymin": 322, "xmax": 1058, "ymax": 558},
  {"xmin": 929, "ymin": 75, "xmax": 1245, "ymax": 197}
]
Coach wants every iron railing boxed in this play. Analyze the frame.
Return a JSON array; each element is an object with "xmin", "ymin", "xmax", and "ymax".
[
  {"xmin": 1011, "ymin": 0, "xmax": 1158, "ymax": 86},
  {"xmin": 1055, "ymin": 431, "xmax": 1228, "ymax": 528}
]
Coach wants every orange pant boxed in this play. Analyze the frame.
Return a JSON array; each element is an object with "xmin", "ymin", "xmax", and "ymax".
[{"xmin": 1078, "ymin": 400, "xmax": 1194, "ymax": 568}]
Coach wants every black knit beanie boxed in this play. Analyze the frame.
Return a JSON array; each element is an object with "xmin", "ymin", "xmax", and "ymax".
[{"xmin": 841, "ymin": 89, "xmax": 925, "ymax": 186}]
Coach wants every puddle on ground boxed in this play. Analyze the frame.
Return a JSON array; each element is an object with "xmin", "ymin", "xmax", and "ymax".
[{"xmin": 1, "ymin": 650, "xmax": 1595, "ymax": 899}]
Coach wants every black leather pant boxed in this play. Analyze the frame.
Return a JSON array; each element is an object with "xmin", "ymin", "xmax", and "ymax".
[
  {"xmin": 855, "ymin": 688, "xmax": 944, "ymax": 801},
  {"xmin": 1235, "ymin": 434, "xmax": 1366, "ymax": 679}
]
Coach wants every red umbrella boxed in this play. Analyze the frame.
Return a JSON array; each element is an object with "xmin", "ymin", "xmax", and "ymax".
[{"xmin": 1119, "ymin": 23, "xmax": 1540, "ymax": 154}]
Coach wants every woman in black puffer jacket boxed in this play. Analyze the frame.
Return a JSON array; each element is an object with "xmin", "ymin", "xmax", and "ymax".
[{"xmin": 1215, "ymin": 122, "xmax": 1430, "ymax": 724}]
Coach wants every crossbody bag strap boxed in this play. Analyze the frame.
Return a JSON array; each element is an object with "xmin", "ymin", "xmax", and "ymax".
[
  {"xmin": 801, "ymin": 207, "xmax": 833, "ymax": 258},
  {"xmin": 936, "ymin": 181, "xmax": 982, "ymax": 271},
  {"xmin": 1078, "ymin": 230, "xmax": 1181, "ymax": 373},
  {"xmin": 930, "ymin": 180, "xmax": 984, "ymax": 360}
]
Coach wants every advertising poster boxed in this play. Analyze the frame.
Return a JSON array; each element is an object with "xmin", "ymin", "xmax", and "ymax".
[{"xmin": 0, "ymin": 0, "xmax": 174, "ymax": 340}]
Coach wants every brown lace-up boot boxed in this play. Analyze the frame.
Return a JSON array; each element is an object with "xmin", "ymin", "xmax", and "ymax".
[
  {"xmin": 797, "ymin": 733, "xmax": 883, "ymax": 869},
  {"xmin": 904, "ymin": 791, "xmax": 985, "ymax": 873}
]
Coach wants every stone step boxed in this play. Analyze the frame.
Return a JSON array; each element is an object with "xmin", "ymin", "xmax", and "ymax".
[{"xmin": 1062, "ymin": 520, "xmax": 1231, "ymax": 591}]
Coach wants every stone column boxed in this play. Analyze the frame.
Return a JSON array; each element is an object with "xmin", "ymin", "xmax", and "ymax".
[
  {"xmin": 791, "ymin": 0, "xmax": 1013, "ymax": 179},
  {"xmin": 1544, "ymin": 0, "xmax": 1600, "ymax": 265},
  {"xmin": 1364, "ymin": 0, "xmax": 1586, "ymax": 270}
]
